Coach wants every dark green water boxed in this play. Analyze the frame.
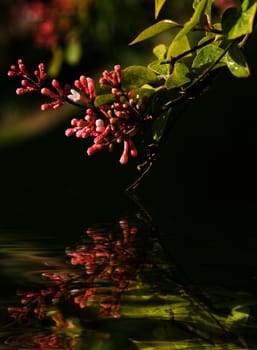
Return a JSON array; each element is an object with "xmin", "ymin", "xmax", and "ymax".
[{"xmin": 0, "ymin": 189, "xmax": 257, "ymax": 349}]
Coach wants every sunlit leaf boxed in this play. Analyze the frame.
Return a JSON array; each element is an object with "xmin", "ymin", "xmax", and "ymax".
[
  {"xmin": 222, "ymin": 2, "xmax": 257, "ymax": 39},
  {"xmin": 153, "ymin": 44, "xmax": 167, "ymax": 60},
  {"xmin": 131, "ymin": 339, "xmax": 219, "ymax": 350},
  {"xmin": 192, "ymin": 44, "xmax": 226, "ymax": 72},
  {"xmin": 225, "ymin": 45, "xmax": 250, "ymax": 77},
  {"xmin": 155, "ymin": 0, "xmax": 167, "ymax": 19},
  {"xmin": 148, "ymin": 60, "xmax": 170, "ymax": 78},
  {"xmin": 122, "ymin": 294, "xmax": 174, "ymax": 319},
  {"xmin": 129, "ymin": 20, "xmax": 180, "ymax": 45},
  {"xmin": 193, "ymin": 0, "xmax": 202, "ymax": 8},
  {"xmin": 132, "ymin": 340, "xmax": 182, "ymax": 350},
  {"xmin": 121, "ymin": 66, "xmax": 159, "ymax": 89},
  {"xmin": 193, "ymin": 0, "xmax": 212, "ymax": 17},
  {"xmin": 227, "ymin": 305, "xmax": 250, "ymax": 324},
  {"xmin": 166, "ymin": 62, "xmax": 190, "ymax": 89},
  {"xmin": 167, "ymin": 34, "xmax": 191, "ymax": 60},
  {"xmin": 175, "ymin": 0, "xmax": 209, "ymax": 40},
  {"xmin": 94, "ymin": 93, "xmax": 114, "ymax": 107}
]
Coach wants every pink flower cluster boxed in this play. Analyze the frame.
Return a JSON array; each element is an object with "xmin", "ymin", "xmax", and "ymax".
[
  {"xmin": 7, "ymin": 59, "xmax": 47, "ymax": 95},
  {"xmin": 8, "ymin": 59, "xmax": 149, "ymax": 164}
]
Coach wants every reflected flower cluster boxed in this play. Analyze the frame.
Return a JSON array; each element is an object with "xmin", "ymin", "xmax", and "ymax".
[{"xmin": 8, "ymin": 219, "xmax": 139, "ymax": 324}]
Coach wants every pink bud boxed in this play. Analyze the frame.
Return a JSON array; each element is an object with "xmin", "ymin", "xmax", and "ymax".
[
  {"xmin": 16, "ymin": 88, "xmax": 26, "ymax": 95},
  {"xmin": 87, "ymin": 143, "xmax": 105, "ymax": 156},
  {"xmin": 52, "ymin": 79, "xmax": 63, "ymax": 95},
  {"xmin": 114, "ymin": 64, "xmax": 121, "ymax": 84},
  {"xmin": 41, "ymin": 103, "xmax": 50, "ymax": 111},
  {"xmin": 7, "ymin": 71, "xmax": 16, "ymax": 77},
  {"xmin": 41, "ymin": 87, "xmax": 57, "ymax": 99},
  {"xmin": 86, "ymin": 77, "xmax": 96, "ymax": 99},
  {"xmin": 65, "ymin": 129, "xmax": 75, "ymax": 137},
  {"xmin": 119, "ymin": 140, "xmax": 129, "ymax": 164},
  {"xmin": 95, "ymin": 119, "xmax": 104, "ymax": 128}
]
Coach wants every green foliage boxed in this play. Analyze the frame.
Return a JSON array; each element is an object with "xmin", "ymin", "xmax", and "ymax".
[
  {"xmin": 121, "ymin": 66, "xmax": 160, "ymax": 89},
  {"xmin": 154, "ymin": 0, "xmax": 168, "ymax": 19},
  {"xmin": 129, "ymin": 0, "xmax": 257, "ymax": 147},
  {"xmin": 129, "ymin": 20, "xmax": 180, "ymax": 45},
  {"xmin": 87, "ymin": 0, "xmax": 257, "ymax": 176},
  {"xmin": 222, "ymin": 1, "xmax": 257, "ymax": 39}
]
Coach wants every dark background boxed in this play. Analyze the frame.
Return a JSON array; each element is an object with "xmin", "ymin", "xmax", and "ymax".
[{"xmin": 1, "ymin": 2, "xmax": 257, "ymax": 276}]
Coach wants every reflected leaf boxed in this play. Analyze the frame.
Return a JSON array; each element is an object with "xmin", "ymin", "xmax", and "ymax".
[
  {"xmin": 228, "ymin": 304, "xmax": 250, "ymax": 324},
  {"xmin": 131, "ymin": 339, "xmax": 244, "ymax": 349}
]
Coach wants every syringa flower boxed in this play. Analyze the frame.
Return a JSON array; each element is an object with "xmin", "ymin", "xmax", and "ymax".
[
  {"xmin": 41, "ymin": 79, "xmax": 70, "ymax": 110},
  {"xmin": 8, "ymin": 60, "xmax": 150, "ymax": 165},
  {"xmin": 65, "ymin": 65, "xmax": 150, "ymax": 164},
  {"xmin": 7, "ymin": 59, "xmax": 47, "ymax": 94}
]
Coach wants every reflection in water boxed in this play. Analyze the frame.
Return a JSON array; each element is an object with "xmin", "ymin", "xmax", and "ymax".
[{"xmin": 1, "ymin": 206, "xmax": 257, "ymax": 349}]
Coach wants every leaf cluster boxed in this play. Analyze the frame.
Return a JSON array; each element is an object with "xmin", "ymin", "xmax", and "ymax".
[{"xmin": 124, "ymin": 0, "xmax": 257, "ymax": 143}]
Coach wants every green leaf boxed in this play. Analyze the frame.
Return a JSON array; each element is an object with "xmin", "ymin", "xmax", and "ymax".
[
  {"xmin": 192, "ymin": 44, "xmax": 226, "ymax": 72},
  {"xmin": 225, "ymin": 45, "xmax": 250, "ymax": 77},
  {"xmin": 155, "ymin": 0, "xmax": 167, "ymax": 19},
  {"xmin": 153, "ymin": 44, "xmax": 167, "ymax": 60},
  {"xmin": 167, "ymin": 34, "xmax": 191, "ymax": 60},
  {"xmin": 204, "ymin": 0, "xmax": 213, "ymax": 18},
  {"xmin": 226, "ymin": 305, "xmax": 250, "ymax": 326},
  {"xmin": 121, "ymin": 66, "xmax": 159, "ymax": 89},
  {"xmin": 193, "ymin": 0, "xmax": 213, "ymax": 18},
  {"xmin": 94, "ymin": 94, "xmax": 114, "ymax": 107},
  {"xmin": 193, "ymin": 0, "xmax": 202, "ymax": 8},
  {"xmin": 176, "ymin": 0, "xmax": 209, "ymax": 40},
  {"xmin": 132, "ymin": 339, "xmax": 213, "ymax": 350},
  {"xmin": 222, "ymin": 2, "xmax": 257, "ymax": 39},
  {"xmin": 129, "ymin": 20, "xmax": 180, "ymax": 45},
  {"xmin": 166, "ymin": 62, "xmax": 190, "ymax": 89},
  {"xmin": 148, "ymin": 60, "xmax": 170, "ymax": 78}
]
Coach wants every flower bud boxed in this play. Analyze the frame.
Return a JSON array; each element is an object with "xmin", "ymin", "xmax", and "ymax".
[{"xmin": 119, "ymin": 140, "xmax": 129, "ymax": 164}]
